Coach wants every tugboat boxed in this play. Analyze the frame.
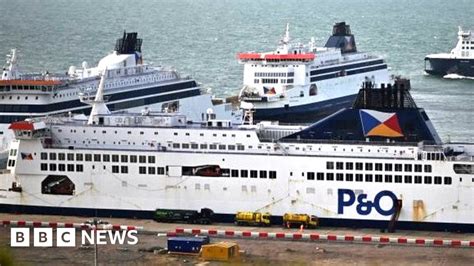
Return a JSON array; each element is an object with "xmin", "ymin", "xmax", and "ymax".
[
  {"xmin": 424, "ymin": 26, "xmax": 474, "ymax": 78},
  {"xmin": 238, "ymin": 22, "xmax": 390, "ymax": 123}
]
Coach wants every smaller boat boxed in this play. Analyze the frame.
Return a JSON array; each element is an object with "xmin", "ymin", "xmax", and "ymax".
[{"xmin": 424, "ymin": 26, "xmax": 474, "ymax": 78}]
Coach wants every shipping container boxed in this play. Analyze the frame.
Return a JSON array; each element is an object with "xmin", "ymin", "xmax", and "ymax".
[{"xmin": 167, "ymin": 236, "xmax": 210, "ymax": 254}]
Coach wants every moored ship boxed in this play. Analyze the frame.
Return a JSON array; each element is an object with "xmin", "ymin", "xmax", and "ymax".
[
  {"xmin": 0, "ymin": 77, "xmax": 473, "ymax": 232},
  {"xmin": 0, "ymin": 32, "xmax": 242, "ymax": 161},
  {"xmin": 238, "ymin": 22, "xmax": 390, "ymax": 123},
  {"xmin": 424, "ymin": 26, "xmax": 474, "ymax": 78}
]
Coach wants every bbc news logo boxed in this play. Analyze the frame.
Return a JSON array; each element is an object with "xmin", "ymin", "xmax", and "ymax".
[{"xmin": 11, "ymin": 228, "xmax": 138, "ymax": 247}]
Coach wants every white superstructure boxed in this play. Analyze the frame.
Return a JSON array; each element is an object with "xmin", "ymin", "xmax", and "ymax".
[
  {"xmin": 0, "ymin": 32, "xmax": 242, "ymax": 161},
  {"xmin": 1, "ymin": 80, "xmax": 472, "ymax": 231},
  {"xmin": 237, "ymin": 22, "xmax": 390, "ymax": 123}
]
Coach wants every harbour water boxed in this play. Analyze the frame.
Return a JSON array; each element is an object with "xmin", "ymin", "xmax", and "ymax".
[{"xmin": 0, "ymin": 0, "xmax": 472, "ymax": 141}]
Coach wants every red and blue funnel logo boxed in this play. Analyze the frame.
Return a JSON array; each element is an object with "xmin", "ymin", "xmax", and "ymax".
[{"xmin": 360, "ymin": 110, "xmax": 403, "ymax": 137}]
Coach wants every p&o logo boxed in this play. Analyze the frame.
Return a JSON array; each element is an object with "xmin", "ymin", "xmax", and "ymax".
[{"xmin": 338, "ymin": 189, "xmax": 398, "ymax": 216}]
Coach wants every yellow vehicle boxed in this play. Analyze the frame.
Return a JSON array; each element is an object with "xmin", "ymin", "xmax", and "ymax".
[
  {"xmin": 283, "ymin": 213, "xmax": 318, "ymax": 229},
  {"xmin": 235, "ymin": 211, "xmax": 271, "ymax": 227}
]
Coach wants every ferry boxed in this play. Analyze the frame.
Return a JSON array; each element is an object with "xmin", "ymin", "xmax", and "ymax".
[
  {"xmin": 425, "ymin": 26, "xmax": 474, "ymax": 78},
  {"xmin": 238, "ymin": 22, "xmax": 390, "ymax": 123},
  {"xmin": 0, "ymin": 75, "xmax": 473, "ymax": 232},
  {"xmin": 0, "ymin": 32, "xmax": 242, "ymax": 162}
]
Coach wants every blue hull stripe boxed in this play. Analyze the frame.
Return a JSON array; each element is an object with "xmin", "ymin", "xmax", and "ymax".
[
  {"xmin": 254, "ymin": 94, "xmax": 356, "ymax": 123},
  {"xmin": 0, "ymin": 88, "xmax": 201, "ymax": 124},
  {"xmin": 310, "ymin": 65, "xmax": 387, "ymax": 82},
  {"xmin": 309, "ymin": 59, "xmax": 384, "ymax": 76},
  {"xmin": 0, "ymin": 80, "xmax": 198, "ymax": 114},
  {"xmin": 0, "ymin": 203, "xmax": 472, "ymax": 232}
]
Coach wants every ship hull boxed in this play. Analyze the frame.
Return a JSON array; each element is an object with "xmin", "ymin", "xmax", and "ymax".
[
  {"xmin": 424, "ymin": 57, "xmax": 474, "ymax": 77},
  {"xmin": 253, "ymin": 94, "xmax": 356, "ymax": 123}
]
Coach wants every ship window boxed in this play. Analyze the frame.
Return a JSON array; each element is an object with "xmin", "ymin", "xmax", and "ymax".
[
  {"xmin": 434, "ymin": 176, "xmax": 442, "ymax": 185},
  {"xmin": 237, "ymin": 145, "xmax": 245, "ymax": 151},
  {"xmin": 219, "ymin": 145, "xmax": 226, "ymax": 150},
  {"xmin": 453, "ymin": 164, "xmax": 473, "ymax": 174},
  {"xmin": 414, "ymin": 164, "xmax": 422, "ymax": 172},
  {"xmin": 385, "ymin": 164, "xmax": 392, "ymax": 171},
  {"xmin": 157, "ymin": 167, "xmax": 165, "ymax": 175},
  {"xmin": 355, "ymin": 174, "xmax": 363, "ymax": 182},
  {"xmin": 424, "ymin": 165, "xmax": 432, "ymax": 173},
  {"xmin": 307, "ymin": 172, "xmax": 315, "ymax": 180},
  {"xmin": 49, "ymin": 153, "xmax": 57, "ymax": 160},
  {"xmin": 444, "ymin": 176, "xmax": 452, "ymax": 185},
  {"xmin": 49, "ymin": 164, "xmax": 57, "ymax": 171},
  {"xmin": 260, "ymin": 171, "xmax": 267, "ymax": 178},
  {"xmin": 365, "ymin": 174, "xmax": 373, "ymax": 182},
  {"xmin": 390, "ymin": 175, "xmax": 401, "ymax": 183},
  {"xmin": 346, "ymin": 162, "xmax": 353, "ymax": 170},
  {"xmin": 112, "ymin": 155, "xmax": 119, "ymax": 162},
  {"xmin": 148, "ymin": 167, "xmax": 155, "ymax": 175},
  {"xmin": 365, "ymin": 163, "xmax": 373, "ymax": 171},
  {"xmin": 404, "ymin": 175, "xmax": 412, "ymax": 183},
  {"xmin": 395, "ymin": 164, "xmax": 402, "ymax": 172},
  {"xmin": 139, "ymin": 156, "xmax": 146, "ymax": 163},
  {"xmin": 41, "ymin": 153, "xmax": 48, "ymax": 160},
  {"xmin": 375, "ymin": 175, "xmax": 383, "ymax": 182},
  {"xmin": 269, "ymin": 171, "xmax": 277, "ymax": 179},
  {"xmin": 404, "ymin": 164, "xmax": 412, "ymax": 172},
  {"xmin": 67, "ymin": 153, "xmax": 74, "ymax": 161},
  {"xmin": 384, "ymin": 175, "xmax": 393, "ymax": 183},
  {"xmin": 173, "ymin": 143, "xmax": 180, "ymax": 148},
  {"xmin": 121, "ymin": 155, "xmax": 128, "ymax": 163},
  {"xmin": 241, "ymin": 170, "xmax": 248, "ymax": 178},
  {"xmin": 191, "ymin": 143, "xmax": 198, "ymax": 149},
  {"xmin": 102, "ymin": 154, "xmax": 110, "ymax": 162},
  {"xmin": 228, "ymin": 145, "xmax": 236, "ymax": 150},
  {"xmin": 336, "ymin": 173, "xmax": 343, "ymax": 181},
  {"xmin": 424, "ymin": 176, "xmax": 432, "ymax": 184},
  {"xmin": 200, "ymin": 144, "xmax": 208, "ymax": 149},
  {"xmin": 356, "ymin": 163, "xmax": 363, "ymax": 170},
  {"xmin": 130, "ymin": 155, "xmax": 137, "ymax": 163},
  {"xmin": 182, "ymin": 143, "xmax": 190, "ymax": 149},
  {"xmin": 231, "ymin": 169, "xmax": 239, "ymax": 177},
  {"xmin": 375, "ymin": 163, "xmax": 383, "ymax": 171},
  {"xmin": 317, "ymin": 172, "xmax": 324, "ymax": 180},
  {"xmin": 250, "ymin": 170, "xmax": 258, "ymax": 178},
  {"xmin": 326, "ymin": 173, "xmax": 334, "ymax": 181},
  {"xmin": 148, "ymin": 156, "xmax": 155, "ymax": 164},
  {"xmin": 326, "ymin": 162, "xmax": 334, "ymax": 169},
  {"xmin": 209, "ymin": 144, "xmax": 217, "ymax": 150},
  {"xmin": 76, "ymin": 165, "xmax": 83, "ymax": 172},
  {"xmin": 139, "ymin": 166, "xmax": 146, "ymax": 174},
  {"xmin": 94, "ymin": 154, "xmax": 101, "ymax": 162},
  {"xmin": 336, "ymin": 162, "xmax": 343, "ymax": 170},
  {"xmin": 41, "ymin": 163, "xmax": 48, "ymax": 171},
  {"xmin": 76, "ymin": 154, "xmax": 83, "ymax": 161},
  {"xmin": 85, "ymin": 154, "xmax": 92, "ymax": 162},
  {"xmin": 112, "ymin": 165, "xmax": 119, "ymax": 173},
  {"xmin": 414, "ymin": 176, "xmax": 422, "ymax": 184},
  {"xmin": 345, "ymin": 173, "xmax": 353, "ymax": 181}
]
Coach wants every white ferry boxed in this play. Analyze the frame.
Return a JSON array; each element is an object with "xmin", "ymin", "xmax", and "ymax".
[
  {"xmin": 425, "ymin": 26, "xmax": 474, "ymax": 78},
  {"xmin": 1, "ymin": 76, "xmax": 473, "ymax": 232},
  {"xmin": 0, "ymin": 32, "xmax": 242, "ymax": 161},
  {"xmin": 238, "ymin": 22, "xmax": 390, "ymax": 123}
]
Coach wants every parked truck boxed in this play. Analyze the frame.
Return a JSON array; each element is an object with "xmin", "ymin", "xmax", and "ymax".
[
  {"xmin": 154, "ymin": 208, "xmax": 214, "ymax": 224},
  {"xmin": 283, "ymin": 213, "xmax": 318, "ymax": 229},
  {"xmin": 235, "ymin": 211, "xmax": 271, "ymax": 226}
]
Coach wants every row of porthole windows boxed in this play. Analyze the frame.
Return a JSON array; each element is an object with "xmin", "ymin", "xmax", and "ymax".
[
  {"xmin": 41, "ymin": 152, "xmax": 156, "ymax": 164},
  {"xmin": 40, "ymin": 163, "xmax": 83, "ymax": 172},
  {"xmin": 2, "ymin": 95, "xmax": 40, "ymax": 100},
  {"xmin": 170, "ymin": 143, "xmax": 245, "ymax": 151},
  {"xmin": 306, "ymin": 172, "xmax": 452, "ymax": 185},
  {"xmin": 327, "ymin": 161, "xmax": 432, "ymax": 173}
]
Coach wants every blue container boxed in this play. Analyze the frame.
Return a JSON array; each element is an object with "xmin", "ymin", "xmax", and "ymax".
[{"xmin": 167, "ymin": 236, "xmax": 210, "ymax": 253}]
